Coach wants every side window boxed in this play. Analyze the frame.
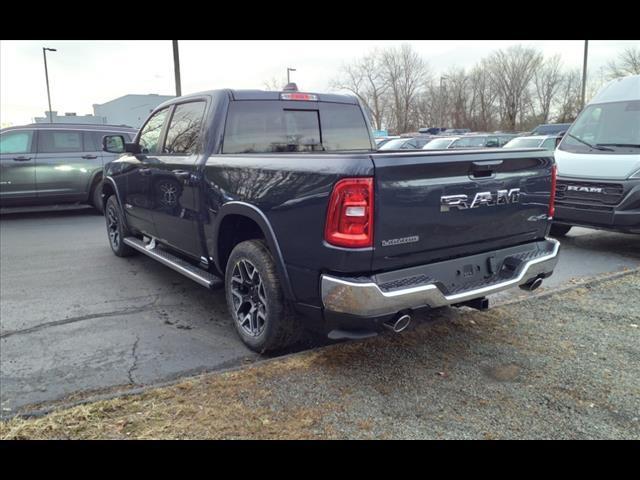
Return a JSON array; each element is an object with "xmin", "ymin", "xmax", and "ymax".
[
  {"xmin": 542, "ymin": 138, "xmax": 556, "ymax": 150},
  {"xmin": 0, "ymin": 130, "xmax": 34, "ymax": 154},
  {"xmin": 163, "ymin": 101, "xmax": 207, "ymax": 154},
  {"xmin": 38, "ymin": 130, "xmax": 83, "ymax": 153},
  {"xmin": 486, "ymin": 136, "xmax": 499, "ymax": 147},
  {"xmin": 139, "ymin": 108, "xmax": 169, "ymax": 154},
  {"xmin": 84, "ymin": 132, "xmax": 100, "ymax": 151}
]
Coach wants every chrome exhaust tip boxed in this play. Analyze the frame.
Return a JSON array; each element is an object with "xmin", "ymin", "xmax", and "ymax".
[
  {"xmin": 520, "ymin": 277, "xmax": 543, "ymax": 292},
  {"xmin": 384, "ymin": 314, "xmax": 412, "ymax": 333}
]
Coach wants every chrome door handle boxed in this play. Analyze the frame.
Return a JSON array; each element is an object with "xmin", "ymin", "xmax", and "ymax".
[{"xmin": 13, "ymin": 156, "xmax": 32, "ymax": 161}]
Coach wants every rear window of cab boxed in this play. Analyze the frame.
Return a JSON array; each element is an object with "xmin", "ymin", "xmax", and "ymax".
[{"xmin": 222, "ymin": 100, "xmax": 374, "ymax": 154}]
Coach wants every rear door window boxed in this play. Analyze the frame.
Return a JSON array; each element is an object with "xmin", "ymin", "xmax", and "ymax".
[
  {"xmin": 37, "ymin": 130, "xmax": 83, "ymax": 153},
  {"xmin": 163, "ymin": 101, "xmax": 207, "ymax": 155},
  {"xmin": 222, "ymin": 100, "xmax": 373, "ymax": 153}
]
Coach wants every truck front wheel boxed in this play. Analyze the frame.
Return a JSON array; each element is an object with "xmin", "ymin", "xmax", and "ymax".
[
  {"xmin": 105, "ymin": 195, "xmax": 135, "ymax": 257},
  {"xmin": 225, "ymin": 239, "xmax": 301, "ymax": 353}
]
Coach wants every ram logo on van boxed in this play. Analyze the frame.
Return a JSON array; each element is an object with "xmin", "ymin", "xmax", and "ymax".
[
  {"xmin": 567, "ymin": 185, "xmax": 603, "ymax": 193},
  {"xmin": 440, "ymin": 188, "xmax": 520, "ymax": 212}
]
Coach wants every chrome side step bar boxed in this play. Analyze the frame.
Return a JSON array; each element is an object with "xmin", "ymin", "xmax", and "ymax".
[{"xmin": 123, "ymin": 237, "xmax": 223, "ymax": 289}]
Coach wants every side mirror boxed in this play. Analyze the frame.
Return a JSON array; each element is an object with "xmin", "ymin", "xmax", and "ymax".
[
  {"xmin": 102, "ymin": 135, "xmax": 125, "ymax": 154},
  {"xmin": 102, "ymin": 135, "xmax": 141, "ymax": 154}
]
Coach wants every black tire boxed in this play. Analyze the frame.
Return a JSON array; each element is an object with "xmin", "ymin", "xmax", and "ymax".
[
  {"xmin": 90, "ymin": 179, "xmax": 104, "ymax": 214},
  {"xmin": 105, "ymin": 195, "xmax": 135, "ymax": 257},
  {"xmin": 225, "ymin": 239, "xmax": 301, "ymax": 353},
  {"xmin": 550, "ymin": 224, "xmax": 572, "ymax": 237}
]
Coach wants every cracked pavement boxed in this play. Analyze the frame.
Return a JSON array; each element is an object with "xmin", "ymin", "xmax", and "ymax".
[{"xmin": 1, "ymin": 208, "xmax": 639, "ymax": 414}]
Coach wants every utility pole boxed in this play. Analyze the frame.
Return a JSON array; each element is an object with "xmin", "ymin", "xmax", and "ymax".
[
  {"xmin": 42, "ymin": 47, "xmax": 57, "ymax": 123},
  {"xmin": 581, "ymin": 40, "xmax": 589, "ymax": 110},
  {"xmin": 172, "ymin": 40, "xmax": 182, "ymax": 97},
  {"xmin": 287, "ymin": 67, "xmax": 296, "ymax": 84}
]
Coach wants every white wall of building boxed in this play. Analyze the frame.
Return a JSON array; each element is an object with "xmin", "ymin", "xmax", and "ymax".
[
  {"xmin": 34, "ymin": 111, "xmax": 106, "ymax": 124},
  {"xmin": 93, "ymin": 94, "xmax": 175, "ymax": 128}
]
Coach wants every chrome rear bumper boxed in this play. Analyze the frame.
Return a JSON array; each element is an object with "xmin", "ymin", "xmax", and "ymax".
[{"xmin": 321, "ymin": 238, "xmax": 560, "ymax": 317}]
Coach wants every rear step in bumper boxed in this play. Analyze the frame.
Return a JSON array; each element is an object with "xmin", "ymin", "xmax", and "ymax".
[
  {"xmin": 321, "ymin": 238, "xmax": 560, "ymax": 317},
  {"xmin": 123, "ymin": 237, "xmax": 223, "ymax": 289}
]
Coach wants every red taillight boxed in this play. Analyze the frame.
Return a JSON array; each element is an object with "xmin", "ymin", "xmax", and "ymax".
[
  {"xmin": 324, "ymin": 178, "xmax": 374, "ymax": 248},
  {"xmin": 549, "ymin": 163, "xmax": 557, "ymax": 218}
]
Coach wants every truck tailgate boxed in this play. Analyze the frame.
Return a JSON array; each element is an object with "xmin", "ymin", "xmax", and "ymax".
[{"xmin": 371, "ymin": 149, "xmax": 554, "ymax": 271}]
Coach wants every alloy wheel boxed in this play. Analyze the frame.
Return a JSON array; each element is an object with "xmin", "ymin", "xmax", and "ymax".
[
  {"xmin": 230, "ymin": 259, "xmax": 267, "ymax": 337},
  {"xmin": 107, "ymin": 205, "xmax": 120, "ymax": 249}
]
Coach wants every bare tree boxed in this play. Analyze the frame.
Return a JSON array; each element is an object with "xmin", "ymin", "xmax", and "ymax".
[
  {"xmin": 533, "ymin": 55, "xmax": 564, "ymax": 124},
  {"xmin": 607, "ymin": 47, "xmax": 640, "ymax": 79},
  {"xmin": 381, "ymin": 44, "xmax": 430, "ymax": 133},
  {"xmin": 486, "ymin": 45, "xmax": 543, "ymax": 130},
  {"xmin": 331, "ymin": 50, "xmax": 389, "ymax": 130},
  {"xmin": 555, "ymin": 69, "xmax": 582, "ymax": 123},
  {"xmin": 263, "ymin": 77, "xmax": 287, "ymax": 91},
  {"xmin": 468, "ymin": 61, "xmax": 499, "ymax": 131}
]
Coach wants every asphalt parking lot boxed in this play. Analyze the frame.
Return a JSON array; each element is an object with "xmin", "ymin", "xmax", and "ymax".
[{"xmin": 1, "ymin": 207, "xmax": 639, "ymax": 415}]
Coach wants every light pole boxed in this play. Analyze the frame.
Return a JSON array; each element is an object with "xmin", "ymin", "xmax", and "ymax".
[
  {"xmin": 287, "ymin": 67, "xmax": 296, "ymax": 84},
  {"xmin": 42, "ymin": 47, "xmax": 57, "ymax": 123},
  {"xmin": 172, "ymin": 40, "xmax": 182, "ymax": 97},
  {"xmin": 581, "ymin": 40, "xmax": 589, "ymax": 110}
]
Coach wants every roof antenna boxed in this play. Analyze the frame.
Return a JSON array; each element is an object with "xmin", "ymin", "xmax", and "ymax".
[{"xmin": 283, "ymin": 82, "xmax": 298, "ymax": 92}]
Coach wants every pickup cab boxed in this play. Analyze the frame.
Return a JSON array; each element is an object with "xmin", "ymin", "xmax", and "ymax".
[{"xmin": 101, "ymin": 88, "xmax": 560, "ymax": 353}]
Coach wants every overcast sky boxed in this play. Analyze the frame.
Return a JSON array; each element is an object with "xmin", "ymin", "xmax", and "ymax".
[{"xmin": 1, "ymin": 40, "xmax": 638, "ymax": 126}]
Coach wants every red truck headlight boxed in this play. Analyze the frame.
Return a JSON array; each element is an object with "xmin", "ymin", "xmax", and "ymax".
[{"xmin": 324, "ymin": 178, "xmax": 374, "ymax": 248}]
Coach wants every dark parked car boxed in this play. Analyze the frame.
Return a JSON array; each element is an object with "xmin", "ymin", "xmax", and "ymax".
[
  {"xmin": 418, "ymin": 127, "xmax": 446, "ymax": 135},
  {"xmin": 0, "ymin": 123, "xmax": 137, "ymax": 213},
  {"xmin": 530, "ymin": 123, "xmax": 572, "ymax": 136},
  {"xmin": 100, "ymin": 88, "xmax": 559, "ymax": 352}
]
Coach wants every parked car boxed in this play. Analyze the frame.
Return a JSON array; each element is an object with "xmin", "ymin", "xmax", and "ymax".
[
  {"xmin": 552, "ymin": 74, "xmax": 640, "ymax": 236},
  {"xmin": 503, "ymin": 135, "xmax": 560, "ymax": 150},
  {"xmin": 375, "ymin": 136, "xmax": 400, "ymax": 148},
  {"xmin": 100, "ymin": 87, "xmax": 558, "ymax": 353},
  {"xmin": 530, "ymin": 123, "xmax": 572, "ymax": 136},
  {"xmin": 0, "ymin": 123, "xmax": 137, "ymax": 213},
  {"xmin": 418, "ymin": 127, "xmax": 446, "ymax": 135},
  {"xmin": 442, "ymin": 128, "xmax": 471, "ymax": 135},
  {"xmin": 448, "ymin": 134, "xmax": 517, "ymax": 149},
  {"xmin": 422, "ymin": 136, "xmax": 460, "ymax": 149},
  {"xmin": 378, "ymin": 136, "xmax": 433, "ymax": 150}
]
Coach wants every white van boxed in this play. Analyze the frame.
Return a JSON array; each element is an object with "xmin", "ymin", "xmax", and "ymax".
[{"xmin": 552, "ymin": 74, "xmax": 640, "ymax": 235}]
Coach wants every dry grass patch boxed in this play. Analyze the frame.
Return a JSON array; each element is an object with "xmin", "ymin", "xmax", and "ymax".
[{"xmin": 0, "ymin": 359, "xmax": 332, "ymax": 440}]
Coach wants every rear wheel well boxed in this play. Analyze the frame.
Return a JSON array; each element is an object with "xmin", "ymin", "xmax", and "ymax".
[
  {"xmin": 89, "ymin": 173, "xmax": 102, "ymax": 198},
  {"xmin": 217, "ymin": 215, "xmax": 265, "ymax": 273}
]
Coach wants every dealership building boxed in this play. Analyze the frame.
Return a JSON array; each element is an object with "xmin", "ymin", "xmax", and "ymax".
[{"xmin": 34, "ymin": 93, "xmax": 174, "ymax": 128}]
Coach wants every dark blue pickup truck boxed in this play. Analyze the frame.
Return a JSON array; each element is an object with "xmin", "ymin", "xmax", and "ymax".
[{"xmin": 101, "ymin": 87, "xmax": 560, "ymax": 352}]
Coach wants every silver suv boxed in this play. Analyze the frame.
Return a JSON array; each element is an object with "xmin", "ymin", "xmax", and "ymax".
[{"xmin": 0, "ymin": 123, "xmax": 137, "ymax": 213}]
